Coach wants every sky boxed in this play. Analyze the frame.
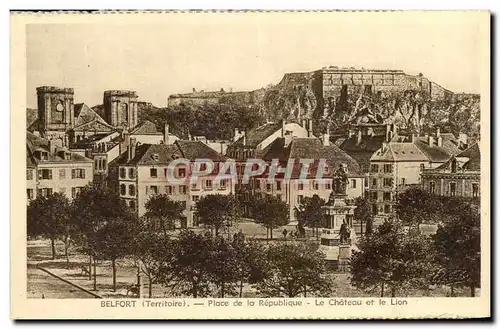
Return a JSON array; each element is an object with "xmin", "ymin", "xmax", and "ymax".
[{"xmin": 26, "ymin": 12, "xmax": 484, "ymax": 108}]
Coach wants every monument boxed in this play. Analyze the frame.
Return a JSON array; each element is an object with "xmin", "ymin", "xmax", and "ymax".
[{"xmin": 319, "ymin": 164, "xmax": 357, "ymax": 271}]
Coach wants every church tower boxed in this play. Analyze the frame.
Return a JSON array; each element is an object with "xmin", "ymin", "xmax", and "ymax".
[
  {"xmin": 103, "ymin": 90, "xmax": 138, "ymax": 130},
  {"xmin": 37, "ymin": 86, "xmax": 75, "ymax": 134}
]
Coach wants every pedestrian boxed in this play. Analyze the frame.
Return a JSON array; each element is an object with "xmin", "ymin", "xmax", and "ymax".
[{"xmin": 282, "ymin": 228, "xmax": 288, "ymax": 240}]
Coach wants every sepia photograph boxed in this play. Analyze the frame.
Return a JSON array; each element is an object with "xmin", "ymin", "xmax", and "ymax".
[{"xmin": 11, "ymin": 10, "xmax": 490, "ymax": 319}]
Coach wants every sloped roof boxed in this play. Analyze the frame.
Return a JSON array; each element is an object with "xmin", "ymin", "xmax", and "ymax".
[
  {"xmin": 26, "ymin": 108, "xmax": 38, "ymax": 128},
  {"xmin": 414, "ymin": 137, "xmax": 453, "ymax": 163},
  {"xmin": 259, "ymin": 137, "xmax": 362, "ymax": 178},
  {"xmin": 74, "ymin": 103, "xmax": 110, "ymax": 129},
  {"xmin": 130, "ymin": 120, "xmax": 162, "ymax": 135},
  {"xmin": 371, "ymin": 142, "xmax": 428, "ymax": 162},
  {"xmin": 434, "ymin": 143, "xmax": 480, "ymax": 171},
  {"xmin": 116, "ymin": 140, "xmax": 226, "ymax": 166},
  {"xmin": 232, "ymin": 122, "xmax": 281, "ymax": 147},
  {"xmin": 26, "ymin": 131, "xmax": 92, "ymax": 164}
]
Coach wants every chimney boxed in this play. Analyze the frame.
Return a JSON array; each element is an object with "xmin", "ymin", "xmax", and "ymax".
[
  {"xmin": 234, "ymin": 128, "xmax": 240, "ymax": 142},
  {"xmin": 301, "ymin": 119, "xmax": 307, "ymax": 129},
  {"xmin": 164, "ymin": 123, "xmax": 170, "ymax": 145},
  {"xmin": 128, "ymin": 137, "xmax": 137, "ymax": 161},
  {"xmin": 242, "ymin": 131, "xmax": 246, "ymax": 146},
  {"xmin": 436, "ymin": 127, "xmax": 441, "ymax": 138},
  {"xmin": 307, "ymin": 119, "xmax": 313, "ymax": 137},
  {"xmin": 192, "ymin": 88, "xmax": 196, "ymax": 93},
  {"xmin": 411, "ymin": 133, "xmax": 416, "ymax": 143},
  {"xmin": 428, "ymin": 136, "xmax": 434, "ymax": 148},
  {"xmin": 357, "ymin": 129, "xmax": 363, "ymax": 145},
  {"xmin": 458, "ymin": 133, "xmax": 468, "ymax": 148},
  {"xmin": 322, "ymin": 132, "xmax": 330, "ymax": 146},
  {"xmin": 187, "ymin": 131, "xmax": 192, "ymax": 141},
  {"xmin": 381, "ymin": 142, "xmax": 388, "ymax": 152},
  {"xmin": 49, "ymin": 139, "xmax": 57, "ymax": 154},
  {"xmin": 437, "ymin": 136, "xmax": 443, "ymax": 147},
  {"xmin": 281, "ymin": 120, "xmax": 286, "ymax": 137},
  {"xmin": 284, "ymin": 131, "xmax": 293, "ymax": 147}
]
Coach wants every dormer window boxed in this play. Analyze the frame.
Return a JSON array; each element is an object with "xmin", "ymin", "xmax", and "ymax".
[
  {"xmin": 37, "ymin": 151, "xmax": 49, "ymax": 161},
  {"xmin": 151, "ymin": 153, "xmax": 160, "ymax": 161}
]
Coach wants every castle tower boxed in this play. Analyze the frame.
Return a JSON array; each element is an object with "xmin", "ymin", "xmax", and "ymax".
[
  {"xmin": 36, "ymin": 86, "xmax": 75, "ymax": 133},
  {"xmin": 103, "ymin": 90, "xmax": 138, "ymax": 130}
]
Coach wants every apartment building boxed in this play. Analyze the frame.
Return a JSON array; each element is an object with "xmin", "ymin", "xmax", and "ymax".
[
  {"xmin": 115, "ymin": 138, "xmax": 235, "ymax": 227},
  {"xmin": 26, "ymin": 131, "xmax": 93, "ymax": 203}
]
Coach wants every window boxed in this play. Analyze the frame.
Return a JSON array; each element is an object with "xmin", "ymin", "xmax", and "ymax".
[
  {"xmin": 401, "ymin": 178, "xmax": 406, "ymax": 185},
  {"xmin": 472, "ymin": 183, "xmax": 479, "ymax": 198},
  {"xmin": 383, "ymin": 164, "xmax": 393, "ymax": 173},
  {"xmin": 429, "ymin": 181, "xmax": 436, "ymax": 194},
  {"xmin": 383, "ymin": 192, "xmax": 391, "ymax": 201},
  {"xmin": 298, "ymin": 182, "xmax": 304, "ymax": 190},
  {"xmin": 297, "ymin": 195, "xmax": 304, "ymax": 204},
  {"xmin": 200, "ymin": 163, "xmax": 207, "ymax": 171},
  {"xmin": 129, "ymin": 185, "xmax": 136, "ymax": 196},
  {"xmin": 166, "ymin": 186, "xmax": 173, "ymax": 194},
  {"xmin": 179, "ymin": 201, "xmax": 187, "ymax": 210},
  {"xmin": 384, "ymin": 204, "xmax": 391, "ymax": 213},
  {"xmin": 420, "ymin": 164, "xmax": 425, "ymax": 172},
  {"xmin": 120, "ymin": 184, "xmax": 126, "ymax": 196},
  {"xmin": 313, "ymin": 181, "xmax": 319, "ymax": 190},
  {"xmin": 178, "ymin": 168, "xmax": 186, "ymax": 178},
  {"xmin": 102, "ymin": 159, "xmax": 107, "ymax": 171},
  {"xmin": 39, "ymin": 188, "xmax": 53, "ymax": 197},
  {"xmin": 150, "ymin": 168, "xmax": 158, "ymax": 178},
  {"xmin": 372, "ymin": 178, "xmax": 377, "ymax": 188},
  {"xmin": 38, "ymin": 169, "xmax": 52, "ymax": 180},
  {"xmin": 26, "ymin": 170, "xmax": 33, "ymax": 180},
  {"xmin": 449, "ymin": 182, "xmax": 456, "ymax": 196},
  {"xmin": 191, "ymin": 183, "xmax": 198, "ymax": 190},
  {"xmin": 364, "ymin": 179, "xmax": 368, "ymax": 188},
  {"xmin": 95, "ymin": 159, "xmax": 99, "ymax": 170},
  {"xmin": 351, "ymin": 179, "xmax": 357, "ymax": 188},
  {"xmin": 179, "ymin": 186, "xmax": 187, "ymax": 194},
  {"xmin": 129, "ymin": 168, "xmax": 136, "ymax": 179},
  {"xmin": 71, "ymin": 187, "xmax": 76, "ymax": 198},
  {"xmin": 26, "ymin": 189, "xmax": 34, "ymax": 200},
  {"xmin": 371, "ymin": 164, "xmax": 378, "ymax": 173},
  {"xmin": 371, "ymin": 191, "xmax": 378, "ymax": 201},
  {"xmin": 220, "ymin": 180, "xmax": 227, "ymax": 189},
  {"xmin": 276, "ymin": 181, "xmax": 282, "ymax": 191},
  {"xmin": 383, "ymin": 178, "xmax": 393, "ymax": 187},
  {"xmin": 72, "ymin": 169, "xmax": 86, "ymax": 179},
  {"xmin": 205, "ymin": 180, "xmax": 213, "ymax": 189},
  {"xmin": 451, "ymin": 159, "xmax": 457, "ymax": 173},
  {"xmin": 266, "ymin": 183, "xmax": 272, "ymax": 191},
  {"xmin": 372, "ymin": 204, "xmax": 378, "ymax": 215},
  {"xmin": 192, "ymin": 195, "xmax": 200, "ymax": 202},
  {"xmin": 119, "ymin": 168, "xmax": 126, "ymax": 179},
  {"xmin": 59, "ymin": 169, "xmax": 66, "ymax": 179},
  {"xmin": 325, "ymin": 182, "xmax": 331, "ymax": 190},
  {"xmin": 129, "ymin": 200, "xmax": 136, "ymax": 209},
  {"xmin": 148, "ymin": 185, "xmax": 158, "ymax": 195}
]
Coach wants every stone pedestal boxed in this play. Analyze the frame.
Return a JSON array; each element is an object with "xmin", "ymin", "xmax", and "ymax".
[{"xmin": 318, "ymin": 193, "xmax": 357, "ymax": 269}]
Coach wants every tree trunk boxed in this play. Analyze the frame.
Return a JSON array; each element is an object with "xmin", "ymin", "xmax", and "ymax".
[
  {"xmin": 93, "ymin": 257, "xmax": 97, "ymax": 291},
  {"xmin": 88, "ymin": 255, "xmax": 92, "ymax": 280},
  {"xmin": 270, "ymin": 228, "xmax": 273, "ymax": 239},
  {"xmin": 450, "ymin": 285, "xmax": 455, "ymax": 297},
  {"xmin": 50, "ymin": 238, "xmax": 56, "ymax": 260},
  {"xmin": 64, "ymin": 236, "xmax": 70, "ymax": 269},
  {"xmin": 239, "ymin": 279, "xmax": 244, "ymax": 298},
  {"xmin": 161, "ymin": 219, "xmax": 168, "ymax": 242},
  {"xmin": 112, "ymin": 259, "xmax": 117, "ymax": 292},
  {"xmin": 380, "ymin": 282, "xmax": 385, "ymax": 297},
  {"xmin": 221, "ymin": 281, "xmax": 225, "ymax": 298},
  {"xmin": 192, "ymin": 282, "xmax": 198, "ymax": 298},
  {"xmin": 304, "ymin": 285, "xmax": 307, "ymax": 297},
  {"xmin": 148, "ymin": 275, "xmax": 153, "ymax": 298},
  {"xmin": 266, "ymin": 228, "xmax": 269, "ymax": 241},
  {"xmin": 470, "ymin": 284, "xmax": 476, "ymax": 297},
  {"xmin": 316, "ymin": 227, "xmax": 319, "ymax": 241},
  {"xmin": 391, "ymin": 286, "xmax": 396, "ymax": 297},
  {"xmin": 215, "ymin": 226, "xmax": 219, "ymax": 236},
  {"xmin": 360, "ymin": 220, "xmax": 363, "ymax": 236}
]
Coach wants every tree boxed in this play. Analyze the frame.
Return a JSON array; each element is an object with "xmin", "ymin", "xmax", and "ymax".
[
  {"xmin": 27, "ymin": 192, "xmax": 72, "ymax": 261},
  {"xmin": 144, "ymin": 194, "xmax": 185, "ymax": 239},
  {"xmin": 295, "ymin": 194, "xmax": 325, "ymax": 240},
  {"xmin": 252, "ymin": 194, "xmax": 289, "ymax": 240},
  {"xmin": 433, "ymin": 199, "xmax": 480, "ymax": 297},
  {"xmin": 170, "ymin": 230, "xmax": 215, "ymax": 298},
  {"xmin": 208, "ymin": 235, "xmax": 240, "ymax": 297},
  {"xmin": 71, "ymin": 184, "xmax": 132, "ymax": 291},
  {"xmin": 350, "ymin": 219, "xmax": 434, "ymax": 297},
  {"xmin": 354, "ymin": 197, "xmax": 372, "ymax": 236},
  {"xmin": 133, "ymin": 225, "xmax": 177, "ymax": 298},
  {"xmin": 195, "ymin": 194, "xmax": 240, "ymax": 236},
  {"xmin": 96, "ymin": 215, "xmax": 136, "ymax": 292},
  {"xmin": 395, "ymin": 187, "xmax": 443, "ymax": 226},
  {"xmin": 255, "ymin": 242, "xmax": 334, "ymax": 297}
]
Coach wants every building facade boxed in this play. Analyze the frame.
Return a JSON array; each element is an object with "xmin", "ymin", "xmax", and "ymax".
[
  {"xmin": 115, "ymin": 139, "xmax": 235, "ymax": 227},
  {"xmin": 26, "ymin": 132, "xmax": 93, "ymax": 203},
  {"xmin": 421, "ymin": 143, "xmax": 480, "ymax": 198}
]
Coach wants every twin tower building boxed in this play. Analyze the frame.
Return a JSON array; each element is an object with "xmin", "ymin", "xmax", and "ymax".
[{"xmin": 36, "ymin": 86, "xmax": 139, "ymax": 143}]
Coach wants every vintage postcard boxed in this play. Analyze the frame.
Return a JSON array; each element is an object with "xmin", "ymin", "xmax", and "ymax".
[{"xmin": 10, "ymin": 10, "xmax": 490, "ymax": 319}]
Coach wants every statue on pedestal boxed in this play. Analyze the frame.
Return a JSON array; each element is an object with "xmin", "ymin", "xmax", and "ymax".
[{"xmin": 332, "ymin": 164, "xmax": 349, "ymax": 195}]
